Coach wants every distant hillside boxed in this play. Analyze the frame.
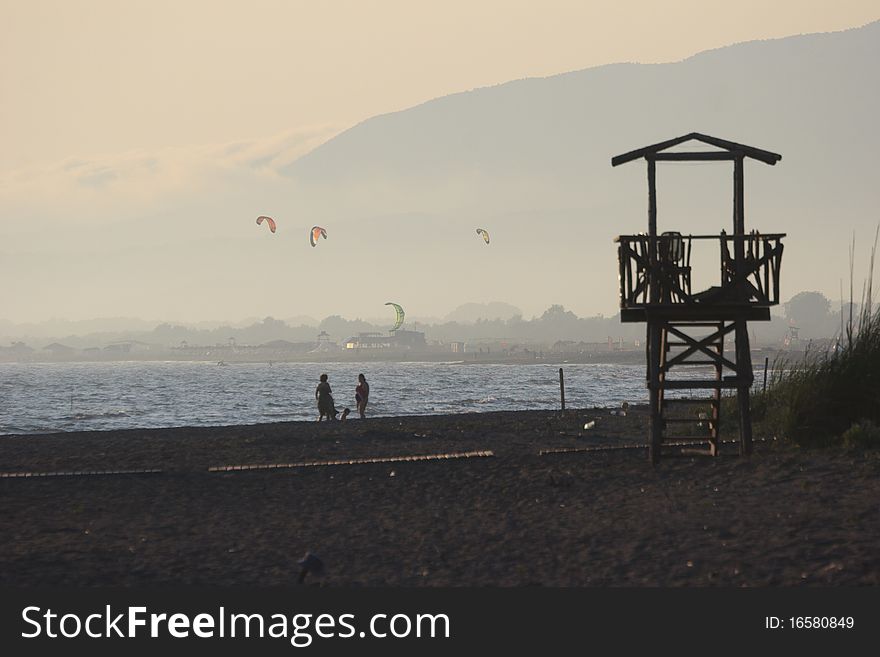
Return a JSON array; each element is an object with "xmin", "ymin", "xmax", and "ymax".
[
  {"xmin": 286, "ymin": 22, "xmax": 879, "ymax": 205},
  {"xmin": 279, "ymin": 21, "xmax": 880, "ymax": 315}
]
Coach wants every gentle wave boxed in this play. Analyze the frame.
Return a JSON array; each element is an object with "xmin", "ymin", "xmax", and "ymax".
[
  {"xmin": 67, "ymin": 410, "xmax": 131, "ymax": 421},
  {"xmin": 0, "ymin": 361, "xmax": 732, "ymax": 435}
]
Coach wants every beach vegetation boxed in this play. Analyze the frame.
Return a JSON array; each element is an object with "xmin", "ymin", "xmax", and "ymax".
[
  {"xmin": 753, "ymin": 228, "xmax": 880, "ymax": 448},
  {"xmin": 840, "ymin": 420, "xmax": 880, "ymax": 449}
]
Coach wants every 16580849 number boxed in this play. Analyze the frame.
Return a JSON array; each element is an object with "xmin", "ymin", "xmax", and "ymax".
[{"xmin": 790, "ymin": 617, "xmax": 854, "ymax": 629}]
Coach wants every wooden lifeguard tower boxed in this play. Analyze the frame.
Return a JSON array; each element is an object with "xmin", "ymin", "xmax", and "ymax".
[{"xmin": 612, "ymin": 133, "xmax": 785, "ymax": 463}]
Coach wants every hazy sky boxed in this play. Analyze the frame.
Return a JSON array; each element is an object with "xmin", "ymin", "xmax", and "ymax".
[
  {"xmin": 1, "ymin": 1, "xmax": 878, "ymax": 324},
  {"xmin": 3, "ymin": 0, "xmax": 878, "ymax": 172}
]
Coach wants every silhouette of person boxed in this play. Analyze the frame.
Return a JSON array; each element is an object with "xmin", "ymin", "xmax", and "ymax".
[
  {"xmin": 355, "ymin": 373, "xmax": 370, "ymax": 419},
  {"xmin": 316, "ymin": 373, "xmax": 337, "ymax": 421}
]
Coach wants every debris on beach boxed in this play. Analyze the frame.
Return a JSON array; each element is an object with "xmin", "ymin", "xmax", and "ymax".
[
  {"xmin": 613, "ymin": 401, "xmax": 629, "ymax": 416},
  {"xmin": 297, "ymin": 552, "xmax": 324, "ymax": 584},
  {"xmin": 817, "ymin": 562, "xmax": 845, "ymax": 577},
  {"xmin": 583, "ymin": 421, "xmax": 596, "ymax": 430}
]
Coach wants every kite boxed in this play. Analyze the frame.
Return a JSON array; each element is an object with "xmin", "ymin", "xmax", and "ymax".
[
  {"xmin": 256, "ymin": 216, "xmax": 277, "ymax": 233},
  {"xmin": 385, "ymin": 302, "xmax": 405, "ymax": 331},
  {"xmin": 476, "ymin": 228, "xmax": 490, "ymax": 244},
  {"xmin": 310, "ymin": 226, "xmax": 327, "ymax": 247}
]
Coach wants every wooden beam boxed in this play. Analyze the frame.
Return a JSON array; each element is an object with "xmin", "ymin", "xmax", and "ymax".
[
  {"xmin": 647, "ymin": 157, "xmax": 659, "ymax": 305},
  {"xmin": 648, "ymin": 322, "xmax": 664, "ymax": 464},
  {"xmin": 663, "ymin": 323, "xmax": 738, "ymax": 371},
  {"xmin": 647, "ymin": 157, "xmax": 657, "ymax": 237},
  {"xmin": 679, "ymin": 447, "xmax": 716, "ymax": 456},
  {"xmin": 620, "ymin": 307, "xmax": 772, "ymax": 322},
  {"xmin": 661, "ymin": 380, "xmax": 741, "ymax": 389},
  {"xmin": 711, "ymin": 327, "xmax": 723, "ymax": 455},
  {"xmin": 611, "ymin": 133, "xmax": 698, "ymax": 166},
  {"xmin": 691, "ymin": 133, "xmax": 782, "ymax": 165},
  {"xmin": 735, "ymin": 320, "xmax": 754, "ymax": 456},
  {"xmin": 611, "ymin": 132, "xmax": 782, "ymax": 167},
  {"xmin": 617, "ymin": 233, "xmax": 786, "ymax": 241},
  {"xmin": 653, "ymin": 152, "xmax": 736, "ymax": 161},
  {"xmin": 734, "ymin": 154, "xmax": 745, "ymax": 235},
  {"xmin": 734, "ymin": 154, "xmax": 746, "ymax": 301}
]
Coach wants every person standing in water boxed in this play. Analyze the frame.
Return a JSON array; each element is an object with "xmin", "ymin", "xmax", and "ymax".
[
  {"xmin": 316, "ymin": 373, "xmax": 337, "ymax": 421},
  {"xmin": 355, "ymin": 373, "xmax": 370, "ymax": 419},
  {"xmin": 316, "ymin": 373, "xmax": 349, "ymax": 422}
]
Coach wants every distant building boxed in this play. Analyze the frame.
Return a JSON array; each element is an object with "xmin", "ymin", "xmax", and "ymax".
[
  {"xmin": 344, "ymin": 332, "xmax": 391, "ymax": 350},
  {"xmin": 450, "ymin": 341, "xmax": 466, "ymax": 353},
  {"xmin": 391, "ymin": 329, "xmax": 426, "ymax": 349},
  {"xmin": 344, "ymin": 330, "xmax": 426, "ymax": 350}
]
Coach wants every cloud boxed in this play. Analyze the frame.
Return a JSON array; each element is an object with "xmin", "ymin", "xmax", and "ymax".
[
  {"xmin": 0, "ymin": 124, "xmax": 342, "ymax": 222},
  {"xmin": 76, "ymin": 166, "xmax": 119, "ymax": 188}
]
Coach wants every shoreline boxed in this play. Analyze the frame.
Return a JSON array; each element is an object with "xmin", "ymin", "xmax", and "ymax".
[
  {"xmin": 0, "ymin": 347, "xmax": 784, "ymax": 366},
  {"xmin": 1, "ymin": 407, "xmax": 878, "ymax": 586}
]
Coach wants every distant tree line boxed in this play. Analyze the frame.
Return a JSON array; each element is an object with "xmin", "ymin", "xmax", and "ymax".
[{"xmin": 1, "ymin": 293, "xmax": 853, "ymax": 351}]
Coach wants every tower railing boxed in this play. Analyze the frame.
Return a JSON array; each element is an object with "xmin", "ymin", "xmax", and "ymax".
[{"xmin": 615, "ymin": 232, "xmax": 785, "ymax": 316}]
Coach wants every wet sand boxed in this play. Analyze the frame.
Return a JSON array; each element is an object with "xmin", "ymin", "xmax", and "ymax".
[{"xmin": 1, "ymin": 407, "xmax": 878, "ymax": 586}]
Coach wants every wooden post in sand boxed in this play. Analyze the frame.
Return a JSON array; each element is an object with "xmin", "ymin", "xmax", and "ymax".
[{"xmin": 559, "ymin": 368, "xmax": 566, "ymax": 413}]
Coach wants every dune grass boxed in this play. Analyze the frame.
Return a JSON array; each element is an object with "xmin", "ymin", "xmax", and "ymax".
[{"xmin": 752, "ymin": 229, "xmax": 880, "ymax": 448}]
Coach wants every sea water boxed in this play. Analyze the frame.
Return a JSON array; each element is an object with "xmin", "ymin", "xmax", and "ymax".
[{"xmin": 0, "ymin": 361, "xmax": 746, "ymax": 435}]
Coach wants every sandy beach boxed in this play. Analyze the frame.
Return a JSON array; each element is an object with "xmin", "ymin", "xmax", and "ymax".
[{"xmin": 1, "ymin": 407, "xmax": 878, "ymax": 587}]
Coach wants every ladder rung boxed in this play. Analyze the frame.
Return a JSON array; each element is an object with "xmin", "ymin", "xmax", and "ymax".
[
  {"xmin": 664, "ymin": 360, "xmax": 726, "ymax": 366},
  {"xmin": 666, "ymin": 322, "xmax": 725, "ymax": 327},
  {"xmin": 662, "ymin": 398, "xmax": 718, "ymax": 405},
  {"xmin": 666, "ymin": 342, "xmax": 723, "ymax": 356},
  {"xmin": 666, "ymin": 341, "xmax": 723, "ymax": 346},
  {"xmin": 662, "ymin": 380, "xmax": 741, "ymax": 389},
  {"xmin": 678, "ymin": 447, "xmax": 716, "ymax": 456},
  {"xmin": 666, "ymin": 319, "xmax": 723, "ymax": 326},
  {"xmin": 663, "ymin": 417, "xmax": 706, "ymax": 423}
]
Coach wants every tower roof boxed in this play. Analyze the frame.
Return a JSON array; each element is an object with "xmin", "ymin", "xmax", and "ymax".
[{"xmin": 611, "ymin": 133, "xmax": 782, "ymax": 167}]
